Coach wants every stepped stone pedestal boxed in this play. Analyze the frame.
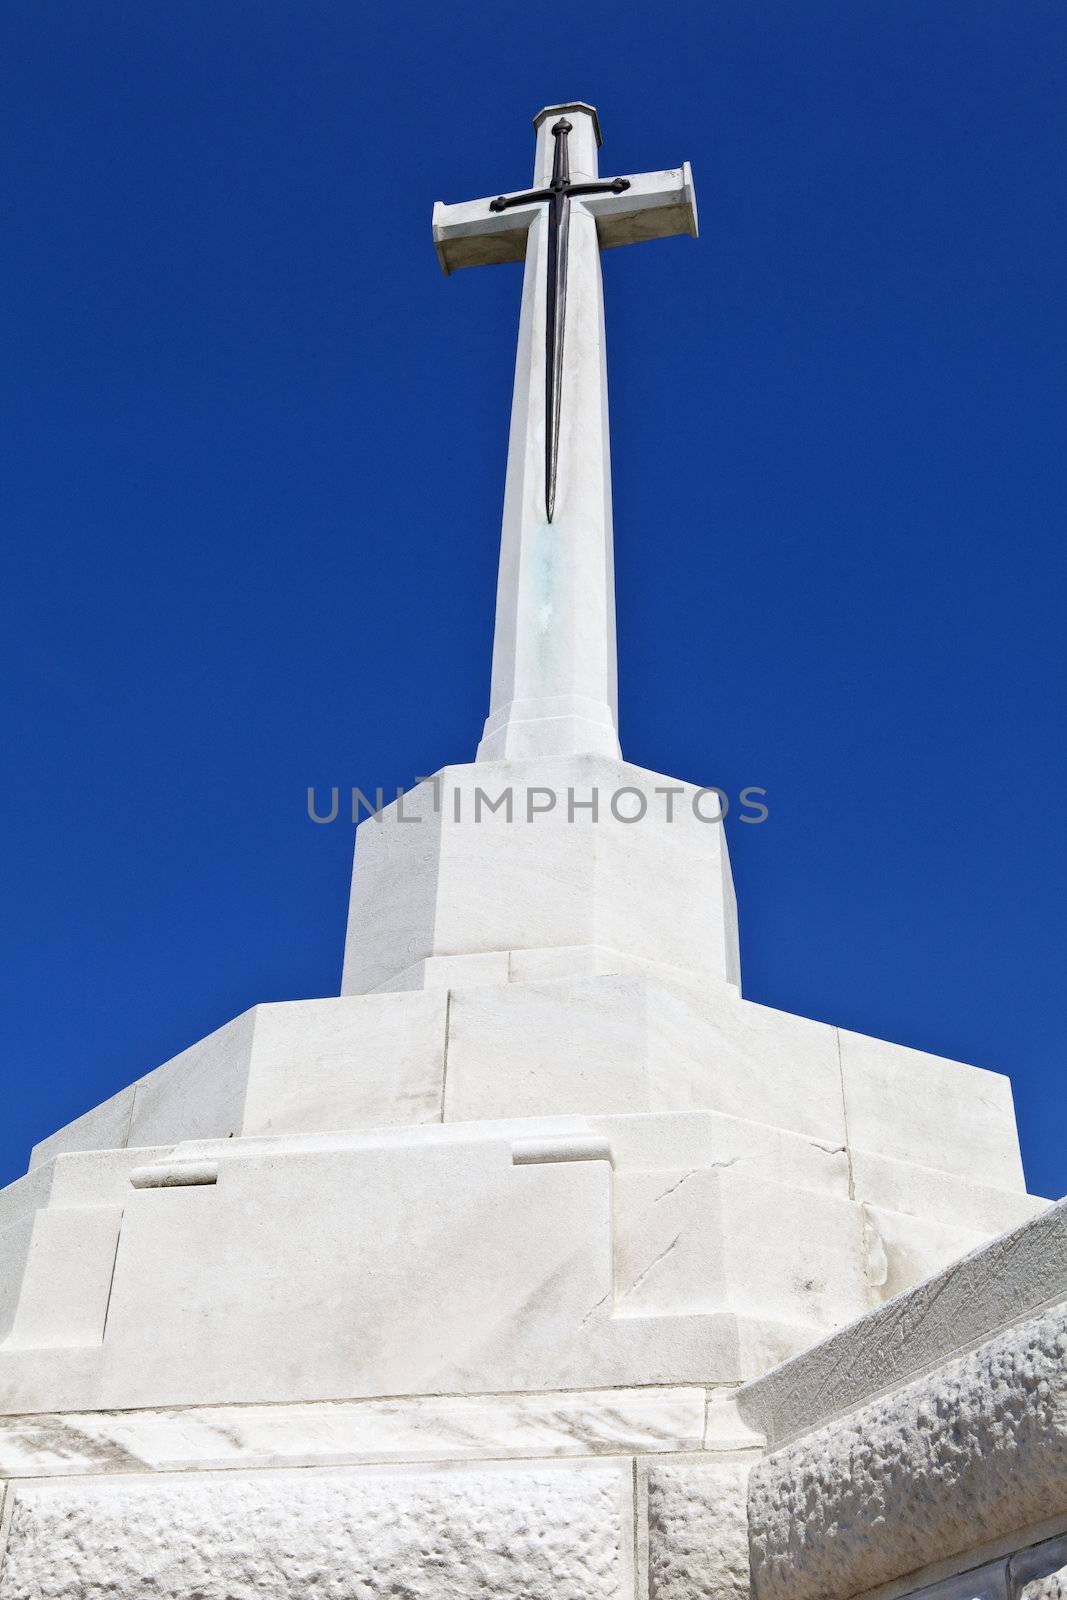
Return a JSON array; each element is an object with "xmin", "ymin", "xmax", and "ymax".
[{"xmin": 0, "ymin": 739, "xmax": 1046, "ymax": 1592}]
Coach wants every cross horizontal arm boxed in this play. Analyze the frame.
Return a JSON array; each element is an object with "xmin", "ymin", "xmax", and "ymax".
[
  {"xmin": 431, "ymin": 164, "xmax": 697, "ymax": 276},
  {"xmin": 581, "ymin": 163, "xmax": 698, "ymax": 252},
  {"xmin": 432, "ymin": 196, "xmax": 544, "ymax": 275}
]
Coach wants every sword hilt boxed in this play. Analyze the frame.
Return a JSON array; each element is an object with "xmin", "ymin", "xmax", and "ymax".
[{"xmin": 550, "ymin": 118, "xmax": 572, "ymax": 190}]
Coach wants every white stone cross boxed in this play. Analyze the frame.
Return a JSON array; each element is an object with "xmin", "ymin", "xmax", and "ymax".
[{"xmin": 433, "ymin": 103, "xmax": 697, "ymax": 762}]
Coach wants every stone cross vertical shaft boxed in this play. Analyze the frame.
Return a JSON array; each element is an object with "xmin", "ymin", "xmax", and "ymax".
[{"xmin": 433, "ymin": 103, "xmax": 697, "ymax": 763}]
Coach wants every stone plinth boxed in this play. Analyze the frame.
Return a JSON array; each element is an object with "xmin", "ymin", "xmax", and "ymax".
[
  {"xmin": 340, "ymin": 756, "xmax": 740, "ymax": 996},
  {"xmin": 8, "ymin": 728, "xmax": 1041, "ymax": 1437}
]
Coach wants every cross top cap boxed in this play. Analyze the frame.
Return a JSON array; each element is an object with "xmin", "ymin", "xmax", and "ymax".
[{"xmin": 533, "ymin": 102, "xmax": 602, "ymax": 147}]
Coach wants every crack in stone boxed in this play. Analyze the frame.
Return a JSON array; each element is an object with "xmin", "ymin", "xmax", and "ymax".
[
  {"xmin": 620, "ymin": 1234, "xmax": 683, "ymax": 1303},
  {"xmin": 578, "ymin": 1289, "xmax": 612, "ymax": 1329},
  {"xmin": 653, "ymin": 1171, "xmax": 697, "ymax": 1203},
  {"xmin": 654, "ymin": 1159, "xmax": 744, "ymax": 1205}
]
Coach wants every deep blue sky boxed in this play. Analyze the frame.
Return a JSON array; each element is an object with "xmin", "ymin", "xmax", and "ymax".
[{"xmin": 3, "ymin": 2, "xmax": 1064, "ymax": 1196}]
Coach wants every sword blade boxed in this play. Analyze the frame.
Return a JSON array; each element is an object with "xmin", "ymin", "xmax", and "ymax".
[{"xmin": 544, "ymin": 189, "xmax": 569, "ymax": 524}]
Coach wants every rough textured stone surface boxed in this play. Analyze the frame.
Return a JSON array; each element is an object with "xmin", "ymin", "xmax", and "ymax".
[
  {"xmin": 748, "ymin": 1301, "xmax": 1067, "ymax": 1600},
  {"xmin": 0, "ymin": 1462, "xmax": 629, "ymax": 1599},
  {"xmin": 646, "ymin": 1460, "xmax": 750, "ymax": 1600}
]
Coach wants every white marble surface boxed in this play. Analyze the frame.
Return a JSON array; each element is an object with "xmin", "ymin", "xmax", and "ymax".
[
  {"xmin": 443, "ymin": 970, "xmax": 847, "ymax": 1133},
  {"xmin": 90, "ymin": 1139, "xmax": 610, "ymax": 1407},
  {"xmin": 340, "ymin": 755, "xmax": 740, "ymax": 997},
  {"xmin": 241, "ymin": 992, "xmax": 448, "ymax": 1136},
  {"xmin": 374, "ymin": 940, "xmax": 716, "ymax": 994},
  {"xmin": 861, "ymin": 1202, "xmax": 991, "ymax": 1304},
  {"xmin": 0, "ymin": 1386, "xmax": 706, "ymax": 1478},
  {"xmin": 737, "ymin": 1195, "xmax": 1067, "ymax": 1450},
  {"xmin": 849, "ymin": 1146, "xmax": 1047, "ymax": 1233},
  {"xmin": 612, "ymin": 1167, "xmax": 868, "ymax": 1332},
  {"xmin": 592, "ymin": 1108, "xmax": 851, "ymax": 1196},
  {"xmin": 840, "ymin": 1027, "xmax": 1026, "ymax": 1190},
  {"xmin": 0, "ymin": 1214, "xmax": 34, "ymax": 1342},
  {"xmin": 4, "ymin": 1205, "xmax": 121, "ymax": 1349}
]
